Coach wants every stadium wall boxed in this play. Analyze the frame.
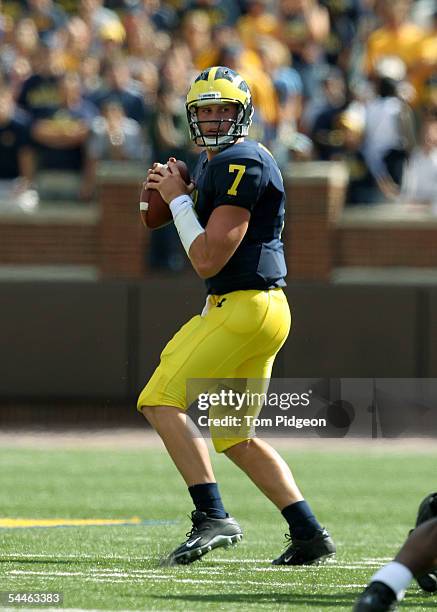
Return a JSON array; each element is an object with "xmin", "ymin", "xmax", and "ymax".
[
  {"xmin": 0, "ymin": 280, "xmax": 435, "ymax": 404},
  {"xmin": 1, "ymin": 162, "xmax": 437, "ymax": 280}
]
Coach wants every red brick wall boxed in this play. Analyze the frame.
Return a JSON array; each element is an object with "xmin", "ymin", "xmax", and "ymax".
[
  {"xmin": 0, "ymin": 221, "xmax": 97, "ymax": 265},
  {"xmin": 1, "ymin": 162, "xmax": 437, "ymax": 279},
  {"xmin": 99, "ymin": 182, "xmax": 148, "ymax": 279},
  {"xmin": 284, "ymin": 163, "xmax": 347, "ymax": 280},
  {"xmin": 334, "ymin": 226, "xmax": 437, "ymax": 267}
]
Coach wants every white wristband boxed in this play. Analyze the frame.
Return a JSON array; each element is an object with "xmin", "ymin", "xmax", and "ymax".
[
  {"xmin": 169, "ymin": 194, "xmax": 193, "ymax": 217},
  {"xmin": 169, "ymin": 194, "xmax": 205, "ymax": 255}
]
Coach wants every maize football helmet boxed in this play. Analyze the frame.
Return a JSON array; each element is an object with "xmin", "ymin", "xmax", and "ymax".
[{"xmin": 186, "ymin": 66, "xmax": 253, "ymax": 150}]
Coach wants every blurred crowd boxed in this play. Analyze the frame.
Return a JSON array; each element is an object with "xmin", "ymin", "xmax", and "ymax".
[{"xmin": 0, "ymin": 0, "xmax": 437, "ymax": 265}]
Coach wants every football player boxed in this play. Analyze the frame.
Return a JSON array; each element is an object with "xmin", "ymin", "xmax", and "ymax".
[
  {"xmin": 138, "ymin": 66, "xmax": 336, "ymax": 566},
  {"xmin": 354, "ymin": 492, "xmax": 437, "ymax": 611}
]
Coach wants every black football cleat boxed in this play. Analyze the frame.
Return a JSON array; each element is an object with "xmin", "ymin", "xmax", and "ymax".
[
  {"xmin": 163, "ymin": 510, "xmax": 243, "ymax": 566},
  {"xmin": 416, "ymin": 571, "xmax": 437, "ymax": 593},
  {"xmin": 272, "ymin": 528, "xmax": 336, "ymax": 565},
  {"xmin": 353, "ymin": 581, "xmax": 398, "ymax": 611},
  {"xmin": 414, "ymin": 492, "xmax": 437, "ymax": 593}
]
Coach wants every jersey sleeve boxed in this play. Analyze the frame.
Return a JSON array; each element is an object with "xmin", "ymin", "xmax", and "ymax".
[{"xmin": 209, "ymin": 156, "xmax": 266, "ymax": 212}]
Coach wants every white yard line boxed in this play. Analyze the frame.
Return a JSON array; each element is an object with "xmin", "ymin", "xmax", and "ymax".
[
  {"xmin": 1, "ymin": 553, "xmax": 154, "ymax": 560},
  {"xmin": 5, "ymin": 567, "xmax": 373, "ymax": 585}
]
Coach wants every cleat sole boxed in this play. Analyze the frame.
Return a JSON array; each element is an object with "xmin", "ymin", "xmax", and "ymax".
[
  {"xmin": 416, "ymin": 572, "xmax": 437, "ymax": 593},
  {"xmin": 309, "ymin": 552, "xmax": 336, "ymax": 566},
  {"xmin": 272, "ymin": 551, "xmax": 336, "ymax": 566},
  {"xmin": 305, "ymin": 551, "xmax": 336, "ymax": 566},
  {"xmin": 169, "ymin": 531, "xmax": 243, "ymax": 565}
]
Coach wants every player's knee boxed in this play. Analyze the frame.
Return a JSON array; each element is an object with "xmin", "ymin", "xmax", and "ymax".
[
  {"xmin": 222, "ymin": 438, "xmax": 253, "ymax": 457},
  {"xmin": 139, "ymin": 405, "xmax": 158, "ymax": 428},
  {"xmin": 139, "ymin": 404, "xmax": 184, "ymax": 431}
]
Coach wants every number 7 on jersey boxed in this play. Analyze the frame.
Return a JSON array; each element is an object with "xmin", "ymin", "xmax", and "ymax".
[{"xmin": 227, "ymin": 164, "xmax": 246, "ymax": 196}]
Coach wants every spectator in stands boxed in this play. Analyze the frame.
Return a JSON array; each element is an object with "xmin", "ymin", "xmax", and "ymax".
[
  {"xmin": 79, "ymin": 0, "xmax": 123, "ymax": 37},
  {"xmin": 1, "ymin": 17, "xmax": 39, "ymax": 97},
  {"xmin": 150, "ymin": 83, "xmax": 196, "ymax": 167},
  {"xmin": 257, "ymin": 36, "xmax": 304, "ymax": 165},
  {"xmin": 31, "ymin": 72, "xmax": 98, "ymax": 200},
  {"xmin": 0, "ymin": 1, "xmax": 13, "ymax": 45},
  {"xmin": 278, "ymin": 0, "xmax": 330, "ymax": 99},
  {"xmin": 400, "ymin": 113, "xmax": 437, "ymax": 212},
  {"xmin": 322, "ymin": 0, "xmax": 361, "ymax": 72},
  {"xmin": 98, "ymin": 19, "xmax": 126, "ymax": 61},
  {"xmin": 0, "ymin": 84, "xmax": 37, "ymax": 210},
  {"xmin": 236, "ymin": 0, "xmax": 280, "ymax": 48},
  {"xmin": 123, "ymin": 0, "xmax": 177, "ymax": 34},
  {"xmin": 258, "ymin": 36, "xmax": 303, "ymax": 126},
  {"xmin": 185, "ymin": 0, "xmax": 241, "ymax": 29},
  {"xmin": 334, "ymin": 107, "xmax": 380, "ymax": 204},
  {"xmin": 87, "ymin": 99, "xmax": 145, "ymax": 162},
  {"xmin": 124, "ymin": 12, "xmax": 170, "ymax": 76},
  {"xmin": 135, "ymin": 60, "xmax": 159, "ymax": 110},
  {"xmin": 91, "ymin": 57, "xmax": 148, "ymax": 126},
  {"xmin": 362, "ymin": 58, "xmax": 415, "ymax": 200},
  {"xmin": 59, "ymin": 17, "xmax": 92, "ymax": 73},
  {"xmin": 83, "ymin": 100, "xmax": 147, "ymax": 199},
  {"xmin": 160, "ymin": 41, "xmax": 194, "ymax": 98},
  {"xmin": 413, "ymin": 8, "xmax": 437, "ymax": 111},
  {"xmin": 79, "ymin": 55, "xmax": 103, "ymax": 102},
  {"xmin": 180, "ymin": 10, "xmax": 214, "ymax": 71},
  {"xmin": 363, "ymin": 0, "xmax": 425, "ymax": 104},
  {"xmin": 79, "ymin": 1, "xmax": 125, "ymax": 58},
  {"xmin": 24, "ymin": 0, "xmax": 67, "ymax": 46},
  {"xmin": 17, "ymin": 42, "xmax": 64, "ymax": 119},
  {"xmin": 309, "ymin": 66, "xmax": 349, "ymax": 159},
  {"xmin": 423, "ymin": 75, "xmax": 437, "ymax": 118},
  {"xmin": 0, "ymin": 0, "xmax": 434, "ymax": 224}
]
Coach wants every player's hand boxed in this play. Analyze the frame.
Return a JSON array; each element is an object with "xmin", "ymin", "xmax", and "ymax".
[
  {"xmin": 144, "ymin": 162, "xmax": 167, "ymax": 191},
  {"xmin": 145, "ymin": 158, "xmax": 195, "ymax": 204}
]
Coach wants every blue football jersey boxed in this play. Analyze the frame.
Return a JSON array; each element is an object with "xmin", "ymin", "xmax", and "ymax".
[{"xmin": 191, "ymin": 139, "xmax": 287, "ymax": 294}]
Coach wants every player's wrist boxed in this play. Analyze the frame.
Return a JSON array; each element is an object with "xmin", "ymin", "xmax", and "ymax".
[
  {"xmin": 169, "ymin": 195, "xmax": 204, "ymax": 255},
  {"xmin": 169, "ymin": 194, "xmax": 194, "ymax": 218}
]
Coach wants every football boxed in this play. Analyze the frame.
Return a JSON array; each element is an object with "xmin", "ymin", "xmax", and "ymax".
[{"xmin": 140, "ymin": 160, "xmax": 191, "ymax": 230}]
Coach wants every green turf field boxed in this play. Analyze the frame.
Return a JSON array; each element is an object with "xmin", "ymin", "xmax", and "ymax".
[{"xmin": 1, "ymin": 441, "xmax": 436, "ymax": 611}]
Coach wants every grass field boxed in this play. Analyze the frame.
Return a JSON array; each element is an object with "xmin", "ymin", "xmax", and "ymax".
[{"xmin": 1, "ymin": 434, "xmax": 436, "ymax": 611}]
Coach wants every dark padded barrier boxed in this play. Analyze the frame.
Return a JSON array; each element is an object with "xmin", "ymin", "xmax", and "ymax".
[
  {"xmin": 283, "ymin": 284, "xmax": 418, "ymax": 377},
  {"xmin": 429, "ymin": 288, "xmax": 437, "ymax": 377},
  {"xmin": 0, "ymin": 280, "xmax": 431, "ymax": 403},
  {"xmin": 136, "ymin": 276, "xmax": 205, "ymax": 393},
  {"xmin": 0, "ymin": 282, "xmax": 130, "ymax": 398}
]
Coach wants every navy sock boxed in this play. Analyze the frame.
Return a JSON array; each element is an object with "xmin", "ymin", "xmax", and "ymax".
[
  {"xmin": 281, "ymin": 500, "xmax": 321, "ymax": 540},
  {"xmin": 188, "ymin": 482, "xmax": 227, "ymax": 519}
]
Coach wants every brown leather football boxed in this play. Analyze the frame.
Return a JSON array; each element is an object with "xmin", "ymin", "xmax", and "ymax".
[{"xmin": 140, "ymin": 160, "xmax": 191, "ymax": 230}]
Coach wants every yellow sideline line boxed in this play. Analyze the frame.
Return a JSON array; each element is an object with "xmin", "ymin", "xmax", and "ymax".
[{"xmin": 0, "ymin": 517, "xmax": 142, "ymax": 528}]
